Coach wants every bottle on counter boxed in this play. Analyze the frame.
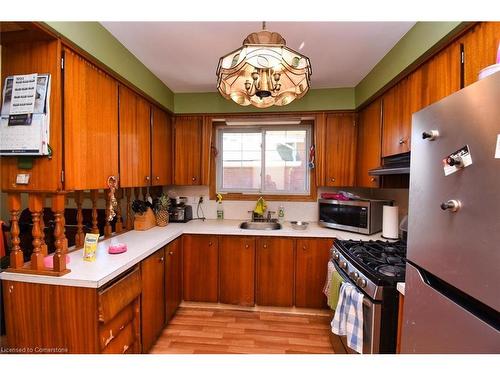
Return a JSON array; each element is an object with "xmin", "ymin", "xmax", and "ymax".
[
  {"xmin": 216, "ymin": 193, "xmax": 224, "ymax": 220},
  {"xmin": 278, "ymin": 204, "xmax": 285, "ymax": 224}
]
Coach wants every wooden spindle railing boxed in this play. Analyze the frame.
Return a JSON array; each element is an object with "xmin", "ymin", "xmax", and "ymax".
[
  {"xmin": 29, "ymin": 194, "xmax": 44, "ymax": 270},
  {"xmin": 74, "ymin": 190, "xmax": 84, "ymax": 247},
  {"xmin": 39, "ymin": 195, "xmax": 48, "ymax": 257},
  {"xmin": 115, "ymin": 188, "xmax": 123, "ymax": 233},
  {"xmin": 52, "ymin": 193, "xmax": 68, "ymax": 273},
  {"xmin": 104, "ymin": 189, "xmax": 112, "ymax": 238},
  {"xmin": 8, "ymin": 193, "xmax": 23, "ymax": 269},
  {"xmin": 90, "ymin": 189, "xmax": 99, "ymax": 235},
  {"xmin": 126, "ymin": 188, "xmax": 133, "ymax": 230}
]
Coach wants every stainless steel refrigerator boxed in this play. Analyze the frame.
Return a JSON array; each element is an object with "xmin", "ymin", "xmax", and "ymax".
[{"xmin": 402, "ymin": 71, "xmax": 500, "ymax": 353}]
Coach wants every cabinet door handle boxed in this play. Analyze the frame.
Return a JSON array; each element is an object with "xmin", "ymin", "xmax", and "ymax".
[
  {"xmin": 245, "ymin": 244, "xmax": 249, "ymax": 249},
  {"xmin": 145, "ymin": 176, "xmax": 150, "ymax": 181},
  {"xmin": 168, "ymin": 251, "xmax": 174, "ymax": 256},
  {"xmin": 155, "ymin": 176, "xmax": 160, "ymax": 180},
  {"xmin": 208, "ymin": 241, "xmax": 213, "ymax": 246},
  {"xmin": 192, "ymin": 177, "xmax": 197, "ymax": 182},
  {"xmin": 302, "ymin": 245, "xmax": 307, "ymax": 250},
  {"xmin": 263, "ymin": 244, "xmax": 268, "ymax": 249},
  {"xmin": 370, "ymin": 177, "xmax": 376, "ymax": 182},
  {"xmin": 330, "ymin": 177, "xmax": 336, "ymax": 182},
  {"xmin": 159, "ymin": 256, "xmax": 164, "ymax": 262}
]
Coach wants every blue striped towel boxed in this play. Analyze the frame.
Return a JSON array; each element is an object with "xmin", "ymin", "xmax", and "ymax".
[{"xmin": 331, "ymin": 282, "xmax": 364, "ymax": 354}]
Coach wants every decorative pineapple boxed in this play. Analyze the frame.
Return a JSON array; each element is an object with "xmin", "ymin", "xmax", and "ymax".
[{"xmin": 153, "ymin": 194, "xmax": 171, "ymax": 227}]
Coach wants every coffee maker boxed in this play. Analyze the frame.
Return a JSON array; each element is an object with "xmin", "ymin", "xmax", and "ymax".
[{"xmin": 168, "ymin": 197, "xmax": 193, "ymax": 223}]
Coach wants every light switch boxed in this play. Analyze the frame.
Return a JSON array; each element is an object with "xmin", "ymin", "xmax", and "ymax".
[{"xmin": 16, "ymin": 173, "xmax": 30, "ymax": 185}]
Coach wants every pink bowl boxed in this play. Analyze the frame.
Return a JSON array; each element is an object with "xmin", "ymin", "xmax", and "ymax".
[
  {"xmin": 43, "ymin": 254, "xmax": 70, "ymax": 268},
  {"xmin": 108, "ymin": 243, "xmax": 127, "ymax": 254}
]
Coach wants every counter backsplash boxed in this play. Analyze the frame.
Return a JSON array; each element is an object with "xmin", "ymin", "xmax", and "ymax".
[{"xmin": 163, "ymin": 186, "xmax": 409, "ymax": 222}]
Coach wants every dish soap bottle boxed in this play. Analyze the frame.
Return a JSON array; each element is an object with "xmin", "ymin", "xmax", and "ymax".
[
  {"xmin": 216, "ymin": 193, "xmax": 224, "ymax": 220},
  {"xmin": 278, "ymin": 204, "xmax": 285, "ymax": 224}
]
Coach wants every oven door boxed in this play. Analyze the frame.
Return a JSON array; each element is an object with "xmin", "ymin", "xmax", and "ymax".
[
  {"xmin": 332, "ymin": 262, "xmax": 382, "ymax": 354},
  {"xmin": 319, "ymin": 200, "xmax": 370, "ymax": 234}
]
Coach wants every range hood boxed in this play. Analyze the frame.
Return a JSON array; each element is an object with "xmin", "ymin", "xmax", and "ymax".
[{"xmin": 369, "ymin": 152, "xmax": 410, "ymax": 176}]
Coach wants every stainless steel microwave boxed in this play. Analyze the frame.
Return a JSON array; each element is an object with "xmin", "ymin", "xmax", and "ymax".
[{"xmin": 318, "ymin": 199, "xmax": 392, "ymax": 234}]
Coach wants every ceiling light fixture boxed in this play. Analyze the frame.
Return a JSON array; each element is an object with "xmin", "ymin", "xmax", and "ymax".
[{"xmin": 216, "ymin": 22, "xmax": 312, "ymax": 109}]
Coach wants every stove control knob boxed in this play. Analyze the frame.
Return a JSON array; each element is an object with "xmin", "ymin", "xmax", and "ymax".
[
  {"xmin": 339, "ymin": 261, "xmax": 347, "ymax": 269},
  {"xmin": 333, "ymin": 252, "xmax": 340, "ymax": 260},
  {"xmin": 354, "ymin": 272, "xmax": 359, "ymax": 280},
  {"xmin": 356, "ymin": 278, "xmax": 367, "ymax": 288}
]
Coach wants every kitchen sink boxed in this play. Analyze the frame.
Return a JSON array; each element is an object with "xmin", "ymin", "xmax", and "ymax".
[{"xmin": 239, "ymin": 221, "xmax": 282, "ymax": 230}]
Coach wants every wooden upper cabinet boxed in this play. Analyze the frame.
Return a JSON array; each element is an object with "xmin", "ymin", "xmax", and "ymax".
[
  {"xmin": 324, "ymin": 113, "xmax": 357, "ymax": 187},
  {"xmin": 295, "ymin": 238, "xmax": 333, "ymax": 309},
  {"xmin": 420, "ymin": 40, "xmax": 461, "ymax": 106},
  {"xmin": 63, "ymin": 48, "xmax": 119, "ymax": 190},
  {"xmin": 173, "ymin": 116, "xmax": 203, "ymax": 185},
  {"xmin": 219, "ymin": 236, "xmax": 255, "ymax": 307},
  {"xmin": 256, "ymin": 237, "xmax": 294, "ymax": 307},
  {"xmin": 356, "ymin": 100, "xmax": 382, "ymax": 187},
  {"xmin": 182, "ymin": 234, "xmax": 219, "ymax": 302},
  {"xmin": 119, "ymin": 86, "xmax": 151, "ymax": 188},
  {"xmin": 382, "ymin": 79, "xmax": 410, "ymax": 157},
  {"xmin": 151, "ymin": 107, "xmax": 172, "ymax": 186},
  {"xmin": 461, "ymin": 22, "xmax": 500, "ymax": 87},
  {"xmin": 1, "ymin": 39, "xmax": 63, "ymax": 192}
]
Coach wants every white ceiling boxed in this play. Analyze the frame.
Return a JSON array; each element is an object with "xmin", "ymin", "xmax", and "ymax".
[{"xmin": 101, "ymin": 22, "xmax": 415, "ymax": 93}]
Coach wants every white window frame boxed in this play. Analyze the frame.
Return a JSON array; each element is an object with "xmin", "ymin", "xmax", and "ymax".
[{"xmin": 215, "ymin": 123, "xmax": 312, "ymax": 196}]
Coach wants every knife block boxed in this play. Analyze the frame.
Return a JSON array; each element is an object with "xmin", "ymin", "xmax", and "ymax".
[{"xmin": 133, "ymin": 208, "xmax": 156, "ymax": 231}]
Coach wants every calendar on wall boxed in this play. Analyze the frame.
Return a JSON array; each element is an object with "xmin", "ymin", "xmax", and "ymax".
[{"xmin": 0, "ymin": 73, "xmax": 51, "ymax": 155}]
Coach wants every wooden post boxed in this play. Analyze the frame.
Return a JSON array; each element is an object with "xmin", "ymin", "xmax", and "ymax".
[
  {"xmin": 104, "ymin": 189, "xmax": 112, "ymax": 238},
  {"xmin": 90, "ymin": 189, "xmax": 99, "ymax": 235},
  {"xmin": 74, "ymin": 190, "xmax": 84, "ymax": 247},
  {"xmin": 8, "ymin": 193, "xmax": 23, "ymax": 269},
  {"xmin": 29, "ymin": 194, "xmax": 44, "ymax": 270},
  {"xmin": 39, "ymin": 200, "xmax": 48, "ymax": 257},
  {"xmin": 126, "ymin": 188, "xmax": 133, "ymax": 230},
  {"xmin": 115, "ymin": 188, "xmax": 123, "ymax": 233},
  {"xmin": 52, "ymin": 193, "xmax": 67, "ymax": 273}
]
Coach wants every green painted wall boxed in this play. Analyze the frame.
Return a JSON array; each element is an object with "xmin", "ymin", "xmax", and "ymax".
[
  {"xmin": 44, "ymin": 22, "xmax": 174, "ymax": 111},
  {"xmin": 355, "ymin": 22, "xmax": 464, "ymax": 107},
  {"xmin": 42, "ymin": 21, "xmax": 465, "ymax": 114},
  {"xmin": 174, "ymin": 88, "xmax": 355, "ymax": 114}
]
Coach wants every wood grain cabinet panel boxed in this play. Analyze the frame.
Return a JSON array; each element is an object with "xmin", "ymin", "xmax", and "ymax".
[
  {"xmin": 182, "ymin": 234, "xmax": 219, "ymax": 302},
  {"xmin": 356, "ymin": 100, "xmax": 382, "ymax": 187},
  {"xmin": 165, "ymin": 237, "xmax": 182, "ymax": 322},
  {"xmin": 295, "ymin": 238, "xmax": 333, "ymax": 309},
  {"xmin": 141, "ymin": 248, "xmax": 166, "ymax": 353},
  {"xmin": 173, "ymin": 116, "xmax": 203, "ymax": 185},
  {"xmin": 63, "ymin": 48, "xmax": 119, "ymax": 190},
  {"xmin": 151, "ymin": 106, "xmax": 173, "ymax": 186},
  {"xmin": 219, "ymin": 236, "xmax": 256, "ymax": 307},
  {"xmin": 119, "ymin": 85, "xmax": 151, "ymax": 188},
  {"xmin": 0, "ymin": 40, "xmax": 63, "ymax": 191},
  {"xmin": 256, "ymin": 237, "xmax": 294, "ymax": 307},
  {"xmin": 324, "ymin": 113, "xmax": 357, "ymax": 187},
  {"xmin": 461, "ymin": 22, "xmax": 500, "ymax": 87}
]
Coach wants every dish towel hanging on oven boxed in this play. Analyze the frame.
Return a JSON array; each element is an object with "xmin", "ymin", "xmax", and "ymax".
[
  {"xmin": 331, "ymin": 282, "xmax": 364, "ymax": 353},
  {"xmin": 323, "ymin": 260, "xmax": 343, "ymax": 310}
]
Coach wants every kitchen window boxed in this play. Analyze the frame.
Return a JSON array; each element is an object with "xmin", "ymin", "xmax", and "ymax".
[{"xmin": 215, "ymin": 121, "xmax": 312, "ymax": 197}]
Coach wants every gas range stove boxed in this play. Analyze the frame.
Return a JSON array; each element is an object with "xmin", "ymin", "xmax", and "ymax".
[{"xmin": 331, "ymin": 239, "xmax": 407, "ymax": 301}]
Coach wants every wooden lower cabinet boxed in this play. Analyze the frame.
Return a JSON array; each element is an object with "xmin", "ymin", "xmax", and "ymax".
[
  {"xmin": 182, "ymin": 234, "xmax": 219, "ymax": 302},
  {"xmin": 219, "ymin": 236, "xmax": 255, "ymax": 306},
  {"xmin": 256, "ymin": 237, "xmax": 295, "ymax": 307},
  {"xmin": 295, "ymin": 238, "xmax": 333, "ymax": 309},
  {"xmin": 165, "ymin": 237, "xmax": 182, "ymax": 322},
  {"xmin": 2, "ymin": 267, "xmax": 142, "ymax": 353},
  {"xmin": 141, "ymin": 248, "xmax": 166, "ymax": 353}
]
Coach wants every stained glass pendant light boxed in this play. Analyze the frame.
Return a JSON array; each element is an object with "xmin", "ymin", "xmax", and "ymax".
[{"xmin": 216, "ymin": 22, "xmax": 312, "ymax": 108}]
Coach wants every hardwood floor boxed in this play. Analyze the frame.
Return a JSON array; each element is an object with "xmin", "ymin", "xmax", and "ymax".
[{"xmin": 150, "ymin": 307, "xmax": 335, "ymax": 354}]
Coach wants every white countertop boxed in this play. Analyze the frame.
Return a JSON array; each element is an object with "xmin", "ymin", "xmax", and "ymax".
[
  {"xmin": 0, "ymin": 219, "xmax": 386, "ymax": 289},
  {"xmin": 397, "ymin": 282, "xmax": 405, "ymax": 296}
]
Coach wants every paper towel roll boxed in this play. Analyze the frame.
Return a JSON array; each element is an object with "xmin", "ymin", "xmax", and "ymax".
[{"xmin": 382, "ymin": 205, "xmax": 399, "ymax": 239}]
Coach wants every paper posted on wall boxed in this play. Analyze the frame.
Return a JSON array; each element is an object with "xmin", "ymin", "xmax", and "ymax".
[{"xmin": 0, "ymin": 73, "xmax": 51, "ymax": 155}]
